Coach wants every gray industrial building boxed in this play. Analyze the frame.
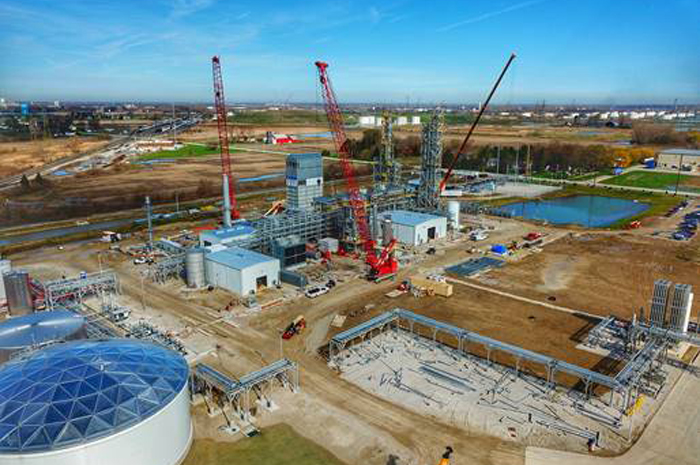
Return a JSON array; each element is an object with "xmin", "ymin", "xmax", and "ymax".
[
  {"xmin": 379, "ymin": 210, "xmax": 447, "ymax": 246},
  {"xmin": 286, "ymin": 153, "xmax": 323, "ymax": 211},
  {"xmin": 204, "ymin": 246, "xmax": 280, "ymax": 296}
]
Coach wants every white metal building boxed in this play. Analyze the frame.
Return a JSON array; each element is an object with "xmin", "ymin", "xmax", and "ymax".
[
  {"xmin": 204, "ymin": 246, "xmax": 280, "ymax": 295},
  {"xmin": 380, "ymin": 210, "xmax": 447, "ymax": 246},
  {"xmin": 656, "ymin": 148, "xmax": 700, "ymax": 172},
  {"xmin": 0, "ymin": 339, "xmax": 192, "ymax": 465}
]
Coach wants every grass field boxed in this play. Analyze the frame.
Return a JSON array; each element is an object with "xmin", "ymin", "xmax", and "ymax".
[
  {"xmin": 136, "ymin": 144, "xmax": 218, "ymax": 161},
  {"xmin": 182, "ymin": 424, "xmax": 346, "ymax": 465},
  {"xmin": 601, "ymin": 170, "xmax": 691, "ymax": 189}
]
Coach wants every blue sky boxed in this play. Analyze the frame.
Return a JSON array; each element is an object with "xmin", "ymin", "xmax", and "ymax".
[{"xmin": 1, "ymin": 0, "xmax": 698, "ymax": 104}]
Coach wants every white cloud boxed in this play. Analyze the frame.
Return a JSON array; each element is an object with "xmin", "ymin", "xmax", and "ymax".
[
  {"xmin": 169, "ymin": 0, "xmax": 215, "ymax": 18},
  {"xmin": 438, "ymin": 0, "xmax": 547, "ymax": 32}
]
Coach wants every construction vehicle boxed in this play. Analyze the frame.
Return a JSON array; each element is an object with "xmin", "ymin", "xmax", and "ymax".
[
  {"xmin": 282, "ymin": 315, "xmax": 306, "ymax": 340},
  {"xmin": 440, "ymin": 53, "xmax": 516, "ymax": 193},
  {"xmin": 438, "ymin": 446, "xmax": 453, "ymax": 465},
  {"xmin": 315, "ymin": 61, "xmax": 398, "ymax": 281},
  {"xmin": 211, "ymin": 56, "xmax": 240, "ymax": 222}
]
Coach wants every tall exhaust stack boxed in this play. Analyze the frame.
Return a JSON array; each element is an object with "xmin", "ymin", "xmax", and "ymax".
[{"xmin": 222, "ymin": 173, "xmax": 232, "ymax": 228}]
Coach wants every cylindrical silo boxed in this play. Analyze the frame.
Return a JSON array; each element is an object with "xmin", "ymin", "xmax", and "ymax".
[
  {"xmin": 382, "ymin": 218, "xmax": 394, "ymax": 244},
  {"xmin": 3, "ymin": 271, "xmax": 33, "ymax": 316},
  {"xmin": 0, "ymin": 260, "xmax": 11, "ymax": 305},
  {"xmin": 186, "ymin": 247, "xmax": 206, "ymax": 288},
  {"xmin": 0, "ymin": 310, "xmax": 86, "ymax": 362},
  {"xmin": 447, "ymin": 200, "xmax": 460, "ymax": 230}
]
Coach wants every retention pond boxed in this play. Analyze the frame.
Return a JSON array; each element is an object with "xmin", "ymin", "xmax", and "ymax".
[{"xmin": 496, "ymin": 195, "xmax": 649, "ymax": 227}]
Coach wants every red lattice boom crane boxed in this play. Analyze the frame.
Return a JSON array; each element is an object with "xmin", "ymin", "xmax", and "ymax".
[
  {"xmin": 212, "ymin": 56, "xmax": 240, "ymax": 221},
  {"xmin": 315, "ymin": 61, "xmax": 397, "ymax": 279}
]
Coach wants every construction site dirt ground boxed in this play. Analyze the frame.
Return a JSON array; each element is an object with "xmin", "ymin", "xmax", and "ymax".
[
  {"xmin": 477, "ymin": 232, "xmax": 700, "ymax": 322},
  {"xmin": 7, "ymin": 212, "xmax": 699, "ymax": 465}
]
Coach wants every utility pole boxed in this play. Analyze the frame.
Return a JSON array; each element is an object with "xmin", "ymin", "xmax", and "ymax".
[
  {"xmin": 145, "ymin": 196, "xmax": 153, "ymax": 252},
  {"xmin": 496, "ymin": 145, "xmax": 501, "ymax": 175},
  {"xmin": 171, "ymin": 102, "xmax": 176, "ymax": 145},
  {"xmin": 674, "ymin": 153, "xmax": 684, "ymax": 196},
  {"xmin": 526, "ymin": 144, "xmax": 531, "ymax": 179}
]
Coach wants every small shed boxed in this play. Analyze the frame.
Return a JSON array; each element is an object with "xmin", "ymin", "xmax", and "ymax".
[
  {"xmin": 380, "ymin": 210, "xmax": 447, "ymax": 246},
  {"xmin": 204, "ymin": 246, "xmax": 280, "ymax": 296}
]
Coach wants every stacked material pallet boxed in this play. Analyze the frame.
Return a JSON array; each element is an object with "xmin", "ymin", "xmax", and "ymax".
[{"xmin": 410, "ymin": 276, "xmax": 453, "ymax": 297}]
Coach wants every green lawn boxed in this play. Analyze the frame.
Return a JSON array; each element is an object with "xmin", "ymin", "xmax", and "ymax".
[
  {"xmin": 182, "ymin": 424, "xmax": 347, "ymax": 465},
  {"xmin": 137, "ymin": 144, "xmax": 219, "ymax": 161},
  {"xmin": 601, "ymin": 171, "xmax": 691, "ymax": 189}
]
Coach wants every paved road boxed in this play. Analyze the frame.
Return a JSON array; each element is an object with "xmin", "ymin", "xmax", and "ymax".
[{"xmin": 526, "ymin": 353, "xmax": 700, "ymax": 465}]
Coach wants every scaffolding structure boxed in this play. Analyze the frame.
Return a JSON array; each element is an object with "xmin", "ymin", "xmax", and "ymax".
[
  {"xmin": 149, "ymin": 254, "xmax": 186, "ymax": 283},
  {"xmin": 44, "ymin": 271, "xmax": 120, "ymax": 309},
  {"xmin": 330, "ymin": 309, "xmax": 676, "ymax": 413},
  {"xmin": 374, "ymin": 111, "xmax": 400, "ymax": 190},
  {"xmin": 416, "ymin": 111, "xmax": 443, "ymax": 210},
  {"xmin": 193, "ymin": 359, "xmax": 299, "ymax": 421}
]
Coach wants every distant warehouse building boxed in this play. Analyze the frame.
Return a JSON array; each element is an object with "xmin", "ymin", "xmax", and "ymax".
[
  {"xmin": 656, "ymin": 148, "xmax": 700, "ymax": 172},
  {"xmin": 380, "ymin": 210, "xmax": 447, "ymax": 246},
  {"xmin": 204, "ymin": 246, "xmax": 280, "ymax": 296}
]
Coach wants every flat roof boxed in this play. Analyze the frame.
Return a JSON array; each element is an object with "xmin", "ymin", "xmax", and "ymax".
[
  {"xmin": 659, "ymin": 148, "xmax": 700, "ymax": 157},
  {"xmin": 381, "ymin": 209, "xmax": 445, "ymax": 227},
  {"xmin": 206, "ymin": 246, "xmax": 277, "ymax": 270},
  {"xmin": 200, "ymin": 223, "xmax": 256, "ymax": 242}
]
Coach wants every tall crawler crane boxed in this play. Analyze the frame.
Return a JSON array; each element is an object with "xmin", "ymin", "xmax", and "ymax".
[
  {"xmin": 315, "ymin": 61, "xmax": 397, "ymax": 280},
  {"xmin": 212, "ymin": 56, "xmax": 240, "ymax": 223}
]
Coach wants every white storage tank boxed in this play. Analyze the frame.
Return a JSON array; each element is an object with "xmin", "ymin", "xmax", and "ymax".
[
  {"xmin": 186, "ymin": 247, "xmax": 206, "ymax": 288},
  {"xmin": 0, "ymin": 339, "xmax": 192, "ymax": 465},
  {"xmin": 447, "ymin": 200, "xmax": 460, "ymax": 230},
  {"xmin": 0, "ymin": 260, "xmax": 11, "ymax": 306},
  {"xmin": 3, "ymin": 271, "xmax": 32, "ymax": 316},
  {"xmin": 0, "ymin": 310, "xmax": 86, "ymax": 363}
]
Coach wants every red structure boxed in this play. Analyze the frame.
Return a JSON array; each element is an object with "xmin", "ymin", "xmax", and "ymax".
[
  {"xmin": 315, "ymin": 61, "xmax": 397, "ymax": 279},
  {"xmin": 211, "ymin": 56, "xmax": 240, "ymax": 220}
]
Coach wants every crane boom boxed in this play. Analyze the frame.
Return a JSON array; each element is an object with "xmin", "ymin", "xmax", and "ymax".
[
  {"xmin": 315, "ymin": 61, "xmax": 376, "ymax": 260},
  {"xmin": 439, "ymin": 53, "xmax": 516, "ymax": 192},
  {"xmin": 212, "ymin": 55, "xmax": 240, "ymax": 220}
]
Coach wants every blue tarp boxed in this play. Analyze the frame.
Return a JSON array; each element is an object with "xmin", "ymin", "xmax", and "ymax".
[{"xmin": 491, "ymin": 244, "xmax": 507, "ymax": 254}]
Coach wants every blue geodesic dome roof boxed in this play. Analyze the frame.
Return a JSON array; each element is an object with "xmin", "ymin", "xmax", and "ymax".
[{"xmin": 0, "ymin": 339, "xmax": 188, "ymax": 453}]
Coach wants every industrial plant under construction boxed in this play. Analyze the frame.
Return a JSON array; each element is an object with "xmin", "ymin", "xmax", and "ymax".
[{"xmin": 0, "ymin": 51, "xmax": 698, "ymax": 465}]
